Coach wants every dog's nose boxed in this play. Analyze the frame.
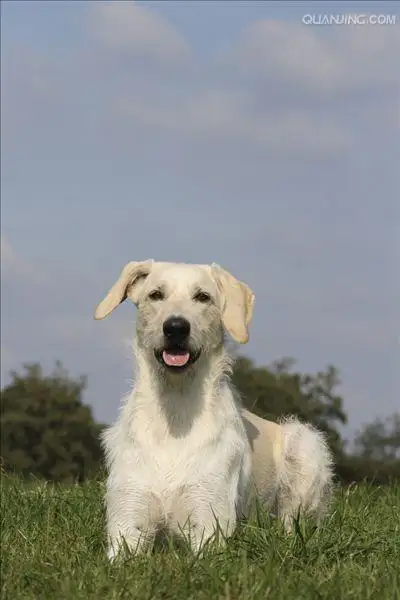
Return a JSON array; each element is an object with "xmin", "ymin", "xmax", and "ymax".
[{"xmin": 163, "ymin": 316, "xmax": 191, "ymax": 340}]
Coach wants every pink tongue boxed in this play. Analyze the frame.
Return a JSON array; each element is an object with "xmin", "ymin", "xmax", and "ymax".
[{"xmin": 162, "ymin": 351, "xmax": 190, "ymax": 367}]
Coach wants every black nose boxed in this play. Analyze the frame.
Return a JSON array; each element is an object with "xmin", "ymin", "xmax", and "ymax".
[{"xmin": 163, "ymin": 316, "xmax": 191, "ymax": 341}]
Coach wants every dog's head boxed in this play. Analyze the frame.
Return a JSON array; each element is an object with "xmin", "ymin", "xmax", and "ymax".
[{"xmin": 94, "ymin": 261, "xmax": 254, "ymax": 374}]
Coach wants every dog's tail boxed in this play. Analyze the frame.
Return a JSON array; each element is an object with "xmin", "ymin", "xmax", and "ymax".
[{"xmin": 275, "ymin": 416, "xmax": 334, "ymax": 530}]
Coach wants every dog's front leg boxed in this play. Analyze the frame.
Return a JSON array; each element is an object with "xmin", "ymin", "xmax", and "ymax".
[
  {"xmin": 105, "ymin": 487, "xmax": 159, "ymax": 561},
  {"xmin": 185, "ymin": 503, "xmax": 237, "ymax": 553},
  {"xmin": 171, "ymin": 487, "xmax": 238, "ymax": 553},
  {"xmin": 107, "ymin": 525, "xmax": 155, "ymax": 561}
]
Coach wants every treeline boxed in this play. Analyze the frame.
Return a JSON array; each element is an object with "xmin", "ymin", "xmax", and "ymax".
[{"xmin": 1, "ymin": 360, "xmax": 399, "ymax": 484}]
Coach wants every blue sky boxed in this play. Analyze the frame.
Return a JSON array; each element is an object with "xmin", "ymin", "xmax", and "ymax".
[{"xmin": 1, "ymin": 1, "xmax": 399, "ymax": 436}]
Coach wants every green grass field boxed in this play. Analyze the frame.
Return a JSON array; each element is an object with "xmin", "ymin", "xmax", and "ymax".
[{"xmin": 1, "ymin": 475, "xmax": 399, "ymax": 600}]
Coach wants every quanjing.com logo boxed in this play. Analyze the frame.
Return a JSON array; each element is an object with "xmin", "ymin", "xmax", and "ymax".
[{"xmin": 302, "ymin": 14, "xmax": 397, "ymax": 26}]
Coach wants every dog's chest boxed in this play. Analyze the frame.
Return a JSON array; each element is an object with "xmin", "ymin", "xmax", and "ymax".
[
  {"xmin": 140, "ymin": 426, "xmax": 215, "ymax": 478},
  {"xmin": 130, "ymin": 415, "xmax": 231, "ymax": 492}
]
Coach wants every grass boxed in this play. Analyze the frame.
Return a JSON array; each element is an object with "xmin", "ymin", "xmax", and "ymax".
[{"xmin": 1, "ymin": 475, "xmax": 399, "ymax": 600}]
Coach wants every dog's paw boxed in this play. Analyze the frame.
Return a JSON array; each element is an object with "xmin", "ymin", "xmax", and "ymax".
[{"xmin": 107, "ymin": 543, "xmax": 120, "ymax": 562}]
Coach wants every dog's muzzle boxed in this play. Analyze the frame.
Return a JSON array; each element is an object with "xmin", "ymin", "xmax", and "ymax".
[{"xmin": 154, "ymin": 316, "xmax": 200, "ymax": 372}]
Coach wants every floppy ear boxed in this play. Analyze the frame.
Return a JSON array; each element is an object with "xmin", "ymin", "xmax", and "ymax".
[
  {"xmin": 94, "ymin": 260, "xmax": 154, "ymax": 320},
  {"xmin": 211, "ymin": 263, "xmax": 255, "ymax": 344}
]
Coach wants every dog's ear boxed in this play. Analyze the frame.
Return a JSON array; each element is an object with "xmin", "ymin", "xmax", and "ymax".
[
  {"xmin": 94, "ymin": 260, "xmax": 154, "ymax": 320},
  {"xmin": 211, "ymin": 263, "xmax": 255, "ymax": 344}
]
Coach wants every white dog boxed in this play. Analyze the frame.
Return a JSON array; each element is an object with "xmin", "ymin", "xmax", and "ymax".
[{"xmin": 95, "ymin": 260, "xmax": 333, "ymax": 559}]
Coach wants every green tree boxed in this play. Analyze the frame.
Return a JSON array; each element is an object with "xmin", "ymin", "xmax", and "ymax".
[
  {"xmin": 353, "ymin": 413, "xmax": 400, "ymax": 461},
  {"xmin": 1, "ymin": 362, "xmax": 104, "ymax": 482}
]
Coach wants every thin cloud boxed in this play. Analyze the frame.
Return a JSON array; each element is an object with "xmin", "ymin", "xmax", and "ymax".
[
  {"xmin": 0, "ymin": 236, "xmax": 46, "ymax": 285},
  {"xmin": 229, "ymin": 19, "xmax": 400, "ymax": 94},
  {"xmin": 88, "ymin": 0, "xmax": 190, "ymax": 65},
  {"xmin": 114, "ymin": 88, "xmax": 351, "ymax": 154}
]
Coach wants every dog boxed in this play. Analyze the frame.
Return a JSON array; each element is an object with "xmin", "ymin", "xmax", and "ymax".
[{"xmin": 95, "ymin": 260, "xmax": 333, "ymax": 559}]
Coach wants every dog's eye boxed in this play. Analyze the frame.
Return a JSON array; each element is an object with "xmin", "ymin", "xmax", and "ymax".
[
  {"xmin": 148, "ymin": 290, "xmax": 164, "ymax": 301},
  {"xmin": 193, "ymin": 291, "xmax": 211, "ymax": 303}
]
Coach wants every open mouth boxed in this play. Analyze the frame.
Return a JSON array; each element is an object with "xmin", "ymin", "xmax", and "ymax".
[{"xmin": 154, "ymin": 346, "xmax": 200, "ymax": 371}]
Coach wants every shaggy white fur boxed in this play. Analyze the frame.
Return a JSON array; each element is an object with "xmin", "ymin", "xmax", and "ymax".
[{"xmin": 95, "ymin": 260, "xmax": 334, "ymax": 559}]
